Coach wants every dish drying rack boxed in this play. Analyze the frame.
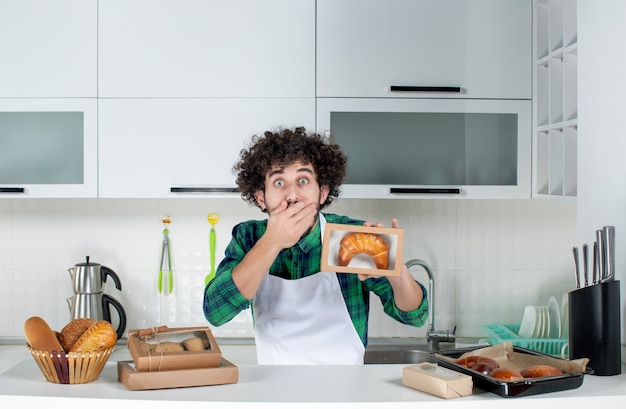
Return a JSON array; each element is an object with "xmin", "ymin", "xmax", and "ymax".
[{"xmin": 482, "ymin": 324, "xmax": 568, "ymax": 356}]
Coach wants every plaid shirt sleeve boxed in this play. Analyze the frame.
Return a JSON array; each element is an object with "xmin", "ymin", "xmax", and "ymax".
[
  {"xmin": 202, "ymin": 221, "xmax": 262, "ymax": 326},
  {"xmin": 337, "ymin": 273, "xmax": 428, "ymax": 346},
  {"xmin": 365, "ymin": 277, "xmax": 429, "ymax": 327}
]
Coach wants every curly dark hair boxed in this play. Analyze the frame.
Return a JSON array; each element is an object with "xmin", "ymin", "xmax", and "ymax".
[{"xmin": 234, "ymin": 127, "xmax": 347, "ymax": 210}]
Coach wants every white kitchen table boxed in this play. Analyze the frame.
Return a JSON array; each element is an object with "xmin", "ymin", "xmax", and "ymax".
[{"xmin": 1, "ymin": 344, "xmax": 625, "ymax": 409}]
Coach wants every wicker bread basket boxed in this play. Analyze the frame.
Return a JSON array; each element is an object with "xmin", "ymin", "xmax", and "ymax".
[{"xmin": 27, "ymin": 344, "xmax": 114, "ymax": 384}]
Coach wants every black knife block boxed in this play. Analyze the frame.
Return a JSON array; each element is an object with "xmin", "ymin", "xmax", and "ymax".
[{"xmin": 568, "ymin": 280, "xmax": 621, "ymax": 376}]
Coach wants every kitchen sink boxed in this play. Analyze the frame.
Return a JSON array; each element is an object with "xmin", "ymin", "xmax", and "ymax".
[
  {"xmin": 363, "ymin": 338, "xmax": 482, "ymax": 364},
  {"xmin": 364, "ymin": 348, "xmax": 432, "ymax": 364}
]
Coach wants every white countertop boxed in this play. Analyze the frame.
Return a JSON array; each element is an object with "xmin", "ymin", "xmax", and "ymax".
[{"xmin": 1, "ymin": 344, "xmax": 626, "ymax": 408}]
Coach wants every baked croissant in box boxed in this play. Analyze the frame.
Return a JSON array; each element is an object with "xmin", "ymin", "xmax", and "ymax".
[{"xmin": 338, "ymin": 232, "xmax": 389, "ymax": 270}]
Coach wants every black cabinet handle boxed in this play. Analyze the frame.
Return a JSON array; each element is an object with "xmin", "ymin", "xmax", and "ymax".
[
  {"xmin": 0, "ymin": 187, "xmax": 25, "ymax": 193},
  {"xmin": 170, "ymin": 187, "xmax": 239, "ymax": 193},
  {"xmin": 390, "ymin": 188, "xmax": 461, "ymax": 194},
  {"xmin": 390, "ymin": 85, "xmax": 462, "ymax": 93}
]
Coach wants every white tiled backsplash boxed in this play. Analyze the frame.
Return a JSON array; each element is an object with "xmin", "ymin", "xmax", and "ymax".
[{"xmin": 0, "ymin": 198, "xmax": 576, "ymax": 340}]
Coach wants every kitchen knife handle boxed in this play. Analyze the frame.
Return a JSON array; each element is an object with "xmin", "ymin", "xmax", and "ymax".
[
  {"xmin": 602, "ymin": 226, "xmax": 615, "ymax": 282},
  {"xmin": 593, "ymin": 242, "xmax": 599, "ymax": 284},
  {"xmin": 582, "ymin": 244, "xmax": 589, "ymax": 287},
  {"xmin": 572, "ymin": 246, "xmax": 581, "ymax": 289},
  {"xmin": 390, "ymin": 85, "xmax": 462, "ymax": 93},
  {"xmin": 596, "ymin": 229, "xmax": 606, "ymax": 280}
]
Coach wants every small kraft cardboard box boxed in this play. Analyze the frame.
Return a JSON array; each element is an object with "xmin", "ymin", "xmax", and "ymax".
[
  {"xmin": 321, "ymin": 223, "xmax": 404, "ymax": 277},
  {"xmin": 118, "ymin": 358, "xmax": 239, "ymax": 390},
  {"xmin": 402, "ymin": 362, "xmax": 473, "ymax": 399},
  {"xmin": 127, "ymin": 326, "xmax": 222, "ymax": 371}
]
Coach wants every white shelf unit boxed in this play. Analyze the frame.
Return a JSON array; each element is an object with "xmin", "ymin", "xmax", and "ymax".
[{"xmin": 533, "ymin": 0, "xmax": 578, "ymax": 199}]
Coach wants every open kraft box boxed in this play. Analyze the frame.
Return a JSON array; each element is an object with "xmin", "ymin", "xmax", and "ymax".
[
  {"xmin": 322, "ymin": 223, "xmax": 404, "ymax": 277},
  {"xmin": 119, "ymin": 325, "xmax": 238, "ymax": 390}
]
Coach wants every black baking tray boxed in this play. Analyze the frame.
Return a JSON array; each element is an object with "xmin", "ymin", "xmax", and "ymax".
[{"xmin": 430, "ymin": 346, "xmax": 592, "ymax": 398}]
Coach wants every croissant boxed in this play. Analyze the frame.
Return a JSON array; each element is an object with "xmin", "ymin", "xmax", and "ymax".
[
  {"xmin": 338, "ymin": 232, "xmax": 389, "ymax": 269},
  {"xmin": 69, "ymin": 320, "xmax": 117, "ymax": 352}
]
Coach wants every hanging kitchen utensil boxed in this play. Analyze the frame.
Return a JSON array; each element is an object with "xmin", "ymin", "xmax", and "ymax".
[
  {"xmin": 205, "ymin": 213, "xmax": 220, "ymax": 285},
  {"xmin": 158, "ymin": 214, "xmax": 174, "ymax": 294}
]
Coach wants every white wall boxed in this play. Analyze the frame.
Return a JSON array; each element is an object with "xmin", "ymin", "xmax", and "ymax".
[
  {"xmin": 577, "ymin": 0, "xmax": 626, "ymax": 346},
  {"xmin": 0, "ymin": 197, "xmax": 575, "ymax": 340}
]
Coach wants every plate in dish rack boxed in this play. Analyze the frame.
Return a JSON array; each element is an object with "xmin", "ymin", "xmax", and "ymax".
[
  {"xmin": 548, "ymin": 296, "xmax": 561, "ymax": 338},
  {"xmin": 560, "ymin": 293, "xmax": 569, "ymax": 338},
  {"xmin": 518, "ymin": 306, "xmax": 536, "ymax": 338}
]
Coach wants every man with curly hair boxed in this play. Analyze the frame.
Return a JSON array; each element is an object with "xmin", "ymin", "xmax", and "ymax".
[{"xmin": 203, "ymin": 127, "xmax": 428, "ymax": 364}]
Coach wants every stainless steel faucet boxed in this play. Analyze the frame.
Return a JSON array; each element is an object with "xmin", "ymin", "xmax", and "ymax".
[{"xmin": 405, "ymin": 259, "xmax": 456, "ymax": 351}]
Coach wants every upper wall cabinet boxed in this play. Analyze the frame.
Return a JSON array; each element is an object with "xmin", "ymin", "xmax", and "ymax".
[
  {"xmin": 98, "ymin": 98, "xmax": 315, "ymax": 198},
  {"xmin": 0, "ymin": 0, "xmax": 97, "ymax": 98},
  {"xmin": 98, "ymin": 0, "xmax": 315, "ymax": 98},
  {"xmin": 317, "ymin": 0, "xmax": 532, "ymax": 99},
  {"xmin": 0, "ymin": 98, "xmax": 98, "ymax": 198}
]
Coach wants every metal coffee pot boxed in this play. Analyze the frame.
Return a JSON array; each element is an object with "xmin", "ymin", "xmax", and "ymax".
[
  {"xmin": 68, "ymin": 256, "xmax": 123, "ymax": 293},
  {"xmin": 67, "ymin": 256, "xmax": 127, "ymax": 339}
]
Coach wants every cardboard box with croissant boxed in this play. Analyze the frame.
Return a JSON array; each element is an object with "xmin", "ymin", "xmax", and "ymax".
[{"xmin": 321, "ymin": 223, "xmax": 404, "ymax": 277}]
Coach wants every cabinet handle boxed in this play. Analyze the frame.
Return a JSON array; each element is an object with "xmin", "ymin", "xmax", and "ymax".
[
  {"xmin": 390, "ymin": 188, "xmax": 461, "ymax": 194},
  {"xmin": 170, "ymin": 187, "xmax": 239, "ymax": 193},
  {"xmin": 390, "ymin": 85, "xmax": 462, "ymax": 93},
  {"xmin": 0, "ymin": 187, "xmax": 25, "ymax": 193}
]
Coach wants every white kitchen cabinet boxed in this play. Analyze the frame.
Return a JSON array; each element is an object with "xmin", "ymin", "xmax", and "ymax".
[
  {"xmin": 533, "ymin": 0, "xmax": 577, "ymax": 198},
  {"xmin": 316, "ymin": 0, "xmax": 532, "ymax": 99},
  {"xmin": 317, "ymin": 98, "xmax": 531, "ymax": 199},
  {"xmin": 98, "ymin": 0, "xmax": 315, "ymax": 98},
  {"xmin": 0, "ymin": 0, "xmax": 97, "ymax": 97},
  {"xmin": 0, "ymin": 98, "xmax": 98, "ymax": 198},
  {"xmin": 98, "ymin": 98, "xmax": 315, "ymax": 198}
]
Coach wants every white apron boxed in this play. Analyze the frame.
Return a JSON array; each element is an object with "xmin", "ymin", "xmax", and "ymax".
[{"xmin": 252, "ymin": 215, "xmax": 365, "ymax": 365}]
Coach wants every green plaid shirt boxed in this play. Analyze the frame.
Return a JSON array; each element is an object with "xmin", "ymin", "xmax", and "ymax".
[{"xmin": 202, "ymin": 213, "xmax": 428, "ymax": 346}]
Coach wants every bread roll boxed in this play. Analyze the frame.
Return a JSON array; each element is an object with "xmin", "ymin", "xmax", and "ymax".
[
  {"xmin": 338, "ymin": 232, "xmax": 389, "ymax": 269},
  {"xmin": 24, "ymin": 316, "xmax": 64, "ymax": 352},
  {"xmin": 488, "ymin": 367, "xmax": 523, "ymax": 381},
  {"xmin": 455, "ymin": 355, "xmax": 481, "ymax": 368},
  {"xmin": 59, "ymin": 318, "xmax": 96, "ymax": 352},
  {"xmin": 521, "ymin": 365, "xmax": 563, "ymax": 378},
  {"xmin": 150, "ymin": 341, "xmax": 185, "ymax": 353},
  {"xmin": 183, "ymin": 336, "xmax": 208, "ymax": 351},
  {"xmin": 69, "ymin": 320, "xmax": 117, "ymax": 352},
  {"xmin": 471, "ymin": 357, "xmax": 499, "ymax": 375}
]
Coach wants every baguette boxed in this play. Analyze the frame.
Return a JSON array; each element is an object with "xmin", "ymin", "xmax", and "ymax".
[{"xmin": 24, "ymin": 316, "xmax": 64, "ymax": 352}]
